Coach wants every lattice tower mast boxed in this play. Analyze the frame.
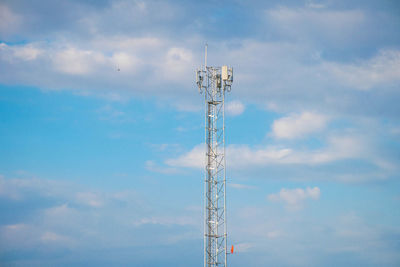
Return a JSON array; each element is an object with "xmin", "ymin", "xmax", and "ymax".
[{"xmin": 196, "ymin": 45, "xmax": 233, "ymax": 267}]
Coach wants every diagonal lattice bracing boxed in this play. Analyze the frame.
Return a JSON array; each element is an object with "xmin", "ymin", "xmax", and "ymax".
[{"xmin": 196, "ymin": 47, "xmax": 233, "ymax": 267}]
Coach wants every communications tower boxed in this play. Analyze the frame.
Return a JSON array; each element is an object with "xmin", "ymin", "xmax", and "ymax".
[{"xmin": 196, "ymin": 45, "xmax": 233, "ymax": 267}]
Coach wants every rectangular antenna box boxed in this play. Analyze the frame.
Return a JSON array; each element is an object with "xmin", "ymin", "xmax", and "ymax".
[{"xmin": 222, "ymin": 65, "xmax": 228, "ymax": 81}]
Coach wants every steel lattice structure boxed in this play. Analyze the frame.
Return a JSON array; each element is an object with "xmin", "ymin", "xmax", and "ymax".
[{"xmin": 196, "ymin": 46, "xmax": 233, "ymax": 267}]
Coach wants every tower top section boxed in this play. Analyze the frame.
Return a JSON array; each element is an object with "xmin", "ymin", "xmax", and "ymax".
[{"xmin": 195, "ymin": 45, "xmax": 233, "ymax": 96}]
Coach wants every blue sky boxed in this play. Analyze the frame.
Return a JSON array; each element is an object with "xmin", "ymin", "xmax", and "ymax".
[{"xmin": 1, "ymin": 0, "xmax": 400, "ymax": 266}]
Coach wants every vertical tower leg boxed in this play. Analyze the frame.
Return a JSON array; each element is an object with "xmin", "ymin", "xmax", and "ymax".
[
  {"xmin": 197, "ymin": 60, "xmax": 232, "ymax": 267},
  {"xmin": 204, "ymin": 69, "xmax": 227, "ymax": 267}
]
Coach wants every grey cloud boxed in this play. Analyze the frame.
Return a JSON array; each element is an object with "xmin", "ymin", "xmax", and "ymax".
[
  {"xmin": 0, "ymin": 175, "xmax": 202, "ymax": 265},
  {"xmin": 0, "ymin": 0, "xmax": 400, "ymax": 118},
  {"xmin": 229, "ymin": 206, "xmax": 400, "ymax": 266}
]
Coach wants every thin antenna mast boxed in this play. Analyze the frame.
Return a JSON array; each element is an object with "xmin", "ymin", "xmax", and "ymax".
[
  {"xmin": 205, "ymin": 44, "xmax": 208, "ymax": 70},
  {"xmin": 196, "ymin": 46, "xmax": 233, "ymax": 267}
]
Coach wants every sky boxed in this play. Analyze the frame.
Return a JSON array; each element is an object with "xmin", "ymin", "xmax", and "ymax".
[{"xmin": 0, "ymin": 0, "xmax": 400, "ymax": 266}]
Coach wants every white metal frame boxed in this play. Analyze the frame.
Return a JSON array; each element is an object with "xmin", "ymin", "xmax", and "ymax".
[{"xmin": 196, "ymin": 45, "xmax": 233, "ymax": 267}]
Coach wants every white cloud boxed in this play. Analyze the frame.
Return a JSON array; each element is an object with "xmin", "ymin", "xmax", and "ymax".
[
  {"xmin": 0, "ymin": 4, "xmax": 21, "ymax": 37},
  {"xmin": 0, "ymin": 175, "xmax": 72, "ymax": 200},
  {"xmin": 52, "ymin": 47, "xmax": 106, "ymax": 75},
  {"xmin": 43, "ymin": 203, "xmax": 77, "ymax": 221},
  {"xmin": 75, "ymin": 192, "xmax": 103, "ymax": 207},
  {"xmin": 0, "ymin": 2, "xmax": 398, "ymax": 120},
  {"xmin": 1, "ymin": 223, "xmax": 37, "ymax": 249},
  {"xmin": 160, "ymin": 47, "xmax": 194, "ymax": 82},
  {"xmin": 227, "ymin": 145, "xmax": 292, "ymax": 167},
  {"xmin": 325, "ymin": 49, "xmax": 400, "ymax": 90},
  {"xmin": 305, "ymin": 1, "xmax": 325, "ymax": 9},
  {"xmin": 111, "ymin": 52, "xmax": 138, "ymax": 71},
  {"xmin": 226, "ymin": 100, "xmax": 245, "ymax": 116},
  {"xmin": 391, "ymin": 127, "xmax": 400, "ymax": 135},
  {"xmin": 266, "ymin": 7, "xmax": 365, "ymax": 43},
  {"xmin": 145, "ymin": 160, "xmax": 180, "ymax": 174},
  {"xmin": 266, "ymin": 230, "xmax": 283, "ymax": 239},
  {"xmin": 289, "ymin": 135, "xmax": 366, "ymax": 164},
  {"xmin": 96, "ymin": 104, "xmax": 133, "ymax": 123},
  {"xmin": 165, "ymin": 134, "xmax": 377, "ymax": 171},
  {"xmin": 229, "ymin": 183, "xmax": 256, "ymax": 190},
  {"xmin": 0, "ymin": 174, "xmax": 202, "ymax": 255},
  {"xmin": 0, "ymin": 36, "xmax": 198, "ymax": 103},
  {"xmin": 165, "ymin": 144, "xmax": 204, "ymax": 169},
  {"xmin": 271, "ymin": 112, "xmax": 328, "ymax": 139},
  {"xmin": 92, "ymin": 36, "xmax": 163, "ymax": 51},
  {"xmin": 132, "ymin": 215, "xmax": 197, "ymax": 227},
  {"xmin": 10, "ymin": 43, "xmax": 42, "ymax": 61},
  {"xmin": 220, "ymin": 38, "xmax": 400, "ymax": 116},
  {"xmin": 40, "ymin": 231, "xmax": 74, "ymax": 244},
  {"xmin": 1, "ymin": 222, "xmax": 74, "ymax": 249},
  {"xmin": 228, "ymin": 135, "xmax": 361, "ymax": 167},
  {"xmin": 268, "ymin": 186, "xmax": 320, "ymax": 209},
  {"xmin": 229, "ymin": 204, "xmax": 400, "ymax": 266},
  {"xmin": 0, "ymin": 34, "xmax": 399, "ymax": 118},
  {"xmin": 234, "ymin": 242, "xmax": 254, "ymax": 253},
  {"xmin": 0, "ymin": 42, "xmax": 41, "ymax": 62}
]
